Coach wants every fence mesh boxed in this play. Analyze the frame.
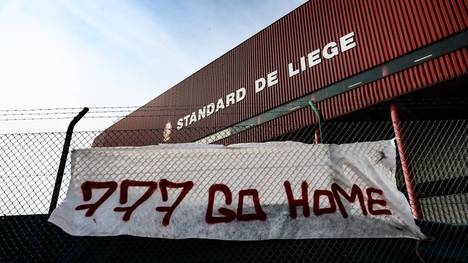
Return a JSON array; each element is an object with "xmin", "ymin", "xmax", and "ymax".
[{"xmin": 1, "ymin": 118, "xmax": 467, "ymax": 262}]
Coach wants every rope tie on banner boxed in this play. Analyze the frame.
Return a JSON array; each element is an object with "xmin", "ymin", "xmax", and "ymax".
[
  {"xmin": 308, "ymin": 100, "xmax": 323, "ymax": 142},
  {"xmin": 415, "ymin": 236, "xmax": 435, "ymax": 263},
  {"xmin": 415, "ymin": 240, "xmax": 426, "ymax": 263}
]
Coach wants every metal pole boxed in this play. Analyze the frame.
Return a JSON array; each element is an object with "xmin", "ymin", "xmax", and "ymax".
[
  {"xmin": 309, "ymin": 100, "xmax": 323, "ymax": 144},
  {"xmin": 314, "ymin": 128, "xmax": 320, "ymax": 144},
  {"xmin": 48, "ymin": 107, "xmax": 89, "ymax": 215},
  {"xmin": 390, "ymin": 104, "xmax": 422, "ymax": 219}
]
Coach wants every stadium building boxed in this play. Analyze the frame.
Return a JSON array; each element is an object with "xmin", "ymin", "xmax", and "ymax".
[
  {"xmin": 3, "ymin": 1, "xmax": 468, "ymax": 262},
  {"xmin": 95, "ymin": 0, "xmax": 467, "ymax": 147},
  {"xmin": 94, "ymin": 0, "xmax": 468, "ymax": 225}
]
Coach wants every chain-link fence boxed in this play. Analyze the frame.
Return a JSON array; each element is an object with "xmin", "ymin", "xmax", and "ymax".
[{"xmin": 1, "ymin": 118, "xmax": 467, "ymax": 262}]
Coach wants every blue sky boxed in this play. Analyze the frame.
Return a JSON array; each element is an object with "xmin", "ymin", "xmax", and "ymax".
[{"xmin": 0, "ymin": 0, "xmax": 305, "ymax": 132}]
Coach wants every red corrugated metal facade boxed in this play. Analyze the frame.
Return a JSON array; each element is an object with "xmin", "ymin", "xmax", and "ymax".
[
  {"xmin": 96, "ymin": 0, "xmax": 468, "ymax": 146},
  {"xmin": 219, "ymin": 48, "xmax": 468, "ymax": 144}
]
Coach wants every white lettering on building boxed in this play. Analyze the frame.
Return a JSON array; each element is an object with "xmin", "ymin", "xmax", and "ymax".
[
  {"xmin": 177, "ymin": 32, "xmax": 357, "ymax": 130},
  {"xmin": 177, "ymin": 87, "xmax": 246, "ymax": 130},
  {"xmin": 288, "ymin": 31, "xmax": 356, "ymax": 77}
]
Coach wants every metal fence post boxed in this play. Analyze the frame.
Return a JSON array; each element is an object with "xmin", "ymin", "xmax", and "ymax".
[
  {"xmin": 48, "ymin": 107, "xmax": 89, "ymax": 215},
  {"xmin": 390, "ymin": 104, "xmax": 423, "ymax": 219},
  {"xmin": 314, "ymin": 128, "xmax": 320, "ymax": 144}
]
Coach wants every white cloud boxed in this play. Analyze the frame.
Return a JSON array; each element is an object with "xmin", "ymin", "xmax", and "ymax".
[
  {"xmin": 0, "ymin": 0, "xmax": 191, "ymax": 132},
  {"xmin": 0, "ymin": 0, "xmax": 305, "ymax": 133}
]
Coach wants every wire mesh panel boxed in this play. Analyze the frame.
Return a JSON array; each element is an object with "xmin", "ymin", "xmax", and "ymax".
[
  {"xmin": 1, "ymin": 119, "xmax": 467, "ymax": 262},
  {"xmin": 401, "ymin": 120, "xmax": 468, "ymax": 224}
]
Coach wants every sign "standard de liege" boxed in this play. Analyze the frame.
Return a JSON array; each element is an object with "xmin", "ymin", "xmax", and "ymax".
[
  {"xmin": 175, "ymin": 32, "xmax": 357, "ymax": 130},
  {"xmin": 49, "ymin": 140, "xmax": 425, "ymax": 240}
]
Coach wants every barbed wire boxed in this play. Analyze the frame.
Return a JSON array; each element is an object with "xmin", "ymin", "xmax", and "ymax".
[
  {"xmin": 1, "ymin": 98, "xmax": 466, "ymax": 112},
  {"xmin": 0, "ymin": 98, "xmax": 466, "ymax": 121}
]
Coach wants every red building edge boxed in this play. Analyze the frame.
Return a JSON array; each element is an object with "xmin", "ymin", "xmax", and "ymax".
[
  {"xmin": 217, "ymin": 48, "xmax": 468, "ymax": 145},
  {"xmin": 93, "ymin": 0, "xmax": 468, "ymax": 147}
]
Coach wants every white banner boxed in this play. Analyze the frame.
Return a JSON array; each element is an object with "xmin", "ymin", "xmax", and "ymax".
[{"xmin": 49, "ymin": 140, "xmax": 425, "ymax": 240}]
